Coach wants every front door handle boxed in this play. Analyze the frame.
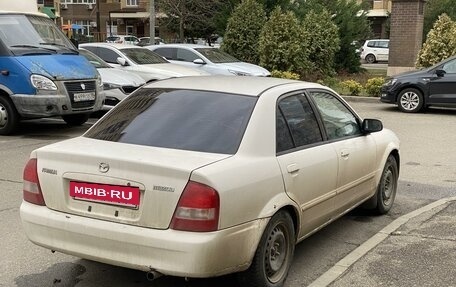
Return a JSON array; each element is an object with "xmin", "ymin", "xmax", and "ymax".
[
  {"xmin": 341, "ymin": 151, "xmax": 350, "ymax": 159},
  {"xmin": 287, "ymin": 163, "xmax": 299, "ymax": 173}
]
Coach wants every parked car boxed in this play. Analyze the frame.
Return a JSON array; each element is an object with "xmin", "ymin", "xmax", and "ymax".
[
  {"xmin": 360, "ymin": 39, "xmax": 389, "ymax": 63},
  {"xmin": 21, "ymin": 76, "xmax": 399, "ymax": 287},
  {"xmin": 79, "ymin": 48, "xmax": 145, "ymax": 110},
  {"xmin": 148, "ymin": 44, "xmax": 270, "ymax": 76},
  {"xmin": 137, "ymin": 37, "xmax": 165, "ymax": 46},
  {"xmin": 381, "ymin": 55, "xmax": 456, "ymax": 113},
  {"xmin": 106, "ymin": 35, "xmax": 139, "ymax": 45},
  {"xmin": 80, "ymin": 43, "xmax": 209, "ymax": 82}
]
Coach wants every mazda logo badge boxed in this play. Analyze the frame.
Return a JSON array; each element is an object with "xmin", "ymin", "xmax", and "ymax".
[
  {"xmin": 99, "ymin": 163, "xmax": 109, "ymax": 173},
  {"xmin": 81, "ymin": 83, "xmax": 86, "ymax": 90}
]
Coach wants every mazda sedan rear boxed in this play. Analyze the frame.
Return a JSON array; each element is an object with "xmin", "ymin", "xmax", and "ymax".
[{"xmin": 21, "ymin": 76, "xmax": 400, "ymax": 287}]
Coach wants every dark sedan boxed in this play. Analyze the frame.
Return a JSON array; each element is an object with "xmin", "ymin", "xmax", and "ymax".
[{"xmin": 381, "ymin": 55, "xmax": 456, "ymax": 112}]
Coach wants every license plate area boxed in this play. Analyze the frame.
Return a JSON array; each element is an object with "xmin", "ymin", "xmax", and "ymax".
[
  {"xmin": 69, "ymin": 181, "xmax": 140, "ymax": 208},
  {"xmin": 73, "ymin": 92, "xmax": 96, "ymax": 102}
]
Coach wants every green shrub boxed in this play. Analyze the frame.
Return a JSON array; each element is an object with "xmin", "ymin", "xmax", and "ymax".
[
  {"xmin": 341, "ymin": 80, "xmax": 363, "ymax": 96},
  {"xmin": 258, "ymin": 8, "xmax": 310, "ymax": 75},
  {"xmin": 416, "ymin": 13, "xmax": 456, "ymax": 68},
  {"xmin": 221, "ymin": 0, "xmax": 266, "ymax": 64},
  {"xmin": 364, "ymin": 77, "xmax": 385, "ymax": 97},
  {"xmin": 270, "ymin": 70, "xmax": 300, "ymax": 80}
]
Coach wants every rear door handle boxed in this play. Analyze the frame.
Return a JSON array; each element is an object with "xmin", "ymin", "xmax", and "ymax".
[
  {"xmin": 341, "ymin": 151, "xmax": 350, "ymax": 159},
  {"xmin": 287, "ymin": 163, "xmax": 299, "ymax": 173}
]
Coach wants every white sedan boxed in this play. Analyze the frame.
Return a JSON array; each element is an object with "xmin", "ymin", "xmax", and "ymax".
[
  {"xmin": 20, "ymin": 76, "xmax": 399, "ymax": 286},
  {"xmin": 80, "ymin": 43, "xmax": 209, "ymax": 82},
  {"xmin": 148, "ymin": 44, "xmax": 271, "ymax": 76}
]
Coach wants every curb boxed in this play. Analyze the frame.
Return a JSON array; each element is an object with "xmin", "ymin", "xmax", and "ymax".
[
  {"xmin": 307, "ymin": 196, "xmax": 456, "ymax": 287},
  {"xmin": 342, "ymin": 96, "xmax": 381, "ymax": 103}
]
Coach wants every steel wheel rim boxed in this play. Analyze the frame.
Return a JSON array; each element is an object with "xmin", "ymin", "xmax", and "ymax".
[
  {"xmin": 382, "ymin": 167, "xmax": 395, "ymax": 206},
  {"xmin": 400, "ymin": 92, "xmax": 420, "ymax": 111},
  {"xmin": 264, "ymin": 222, "xmax": 290, "ymax": 283},
  {"xmin": 0, "ymin": 103, "xmax": 8, "ymax": 128}
]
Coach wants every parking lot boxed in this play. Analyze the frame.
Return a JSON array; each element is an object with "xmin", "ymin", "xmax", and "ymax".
[{"xmin": 1, "ymin": 99, "xmax": 455, "ymax": 287}]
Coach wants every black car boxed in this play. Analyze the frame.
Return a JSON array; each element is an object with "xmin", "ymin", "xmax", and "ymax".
[{"xmin": 381, "ymin": 55, "xmax": 456, "ymax": 113}]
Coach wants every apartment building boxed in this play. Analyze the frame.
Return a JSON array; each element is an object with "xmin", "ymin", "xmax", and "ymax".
[
  {"xmin": 361, "ymin": 0, "xmax": 391, "ymax": 38},
  {"xmin": 38, "ymin": 0, "xmax": 157, "ymax": 42}
]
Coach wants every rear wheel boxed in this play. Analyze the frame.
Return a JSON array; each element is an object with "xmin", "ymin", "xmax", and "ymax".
[
  {"xmin": 238, "ymin": 211, "xmax": 295, "ymax": 287},
  {"xmin": 375, "ymin": 155, "xmax": 398, "ymax": 214},
  {"xmin": 365, "ymin": 54, "xmax": 376, "ymax": 64},
  {"xmin": 62, "ymin": 113, "xmax": 90, "ymax": 126},
  {"xmin": 0, "ymin": 95, "xmax": 19, "ymax": 135}
]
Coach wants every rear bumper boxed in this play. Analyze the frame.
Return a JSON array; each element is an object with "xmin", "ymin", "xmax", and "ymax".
[{"xmin": 20, "ymin": 201, "xmax": 268, "ymax": 278}]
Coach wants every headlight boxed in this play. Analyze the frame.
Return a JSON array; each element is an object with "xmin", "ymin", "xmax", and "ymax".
[
  {"xmin": 30, "ymin": 74, "xmax": 57, "ymax": 90},
  {"xmin": 96, "ymin": 75, "xmax": 103, "ymax": 87},
  {"xmin": 384, "ymin": 78, "xmax": 397, "ymax": 86},
  {"xmin": 103, "ymin": 83, "xmax": 122, "ymax": 90},
  {"xmin": 228, "ymin": 69, "xmax": 251, "ymax": 76}
]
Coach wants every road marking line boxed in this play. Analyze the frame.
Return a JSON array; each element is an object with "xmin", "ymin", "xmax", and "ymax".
[{"xmin": 307, "ymin": 196, "xmax": 456, "ymax": 287}]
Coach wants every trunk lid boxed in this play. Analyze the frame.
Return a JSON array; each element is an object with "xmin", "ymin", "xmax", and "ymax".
[{"xmin": 36, "ymin": 137, "xmax": 229, "ymax": 229}]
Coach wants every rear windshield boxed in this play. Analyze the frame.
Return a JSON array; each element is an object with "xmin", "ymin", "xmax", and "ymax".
[
  {"xmin": 121, "ymin": 48, "xmax": 168, "ymax": 64},
  {"xmin": 85, "ymin": 89, "xmax": 257, "ymax": 154}
]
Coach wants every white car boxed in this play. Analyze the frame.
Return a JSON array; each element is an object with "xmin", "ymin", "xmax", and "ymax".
[
  {"xmin": 105, "ymin": 35, "xmax": 139, "ymax": 45},
  {"xmin": 148, "ymin": 44, "xmax": 271, "ymax": 76},
  {"xmin": 80, "ymin": 43, "xmax": 209, "ymax": 82},
  {"xmin": 79, "ymin": 48, "xmax": 145, "ymax": 110},
  {"xmin": 20, "ymin": 76, "xmax": 399, "ymax": 286},
  {"xmin": 360, "ymin": 39, "xmax": 390, "ymax": 63}
]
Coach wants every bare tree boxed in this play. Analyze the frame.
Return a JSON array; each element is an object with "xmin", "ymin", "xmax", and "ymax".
[{"xmin": 159, "ymin": 0, "xmax": 223, "ymax": 42}]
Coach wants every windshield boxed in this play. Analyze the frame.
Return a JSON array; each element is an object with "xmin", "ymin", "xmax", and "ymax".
[
  {"xmin": 195, "ymin": 48, "xmax": 239, "ymax": 63},
  {"xmin": 0, "ymin": 14, "xmax": 76, "ymax": 55},
  {"xmin": 85, "ymin": 89, "xmax": 257, "ymax": 154},
  {"xmin": 121, "ymin": 48, "xmax": 168, "ymax": 64},
  {"xmin": 79, "ymin": 49, "xmax": 111, "ymax": 69}
]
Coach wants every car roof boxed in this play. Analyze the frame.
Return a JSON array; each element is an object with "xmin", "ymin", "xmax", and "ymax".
[
  {"xmin": 80, "ymin": 42, "xmax": 143, "ymax": 50},
  {"xmin": 151, "ymin": 44, "xmax": 215, "ymax": 49},
  {"xmin": 145, "ymin": 76, "xmax": 324, "ymax": 97}
]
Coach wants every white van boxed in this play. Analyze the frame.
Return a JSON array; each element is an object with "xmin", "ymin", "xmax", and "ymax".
[{"xmin": 360, "ymin": 39, "xmax": 390, "ymax": 63}]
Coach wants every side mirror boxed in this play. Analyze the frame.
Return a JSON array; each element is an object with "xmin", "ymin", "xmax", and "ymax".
[
  {"xmin": 362, "ymin": 118, "xmax": 383, "ymax": 134},
  {"xmin": 116, "ymin": 57, "xmax": 128, "ymax": 66},
  {"xmin": 436, "ymin": 69, "xmax": 446, "ymax": 77},
  {"xmin": 193, "ymin": 59, "xmax": 206, "ymax": 65}
]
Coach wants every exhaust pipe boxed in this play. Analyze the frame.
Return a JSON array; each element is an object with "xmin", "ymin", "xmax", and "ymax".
[{"xmin": 146, "ymin": 269, "xmax": 163, "ymax": 281}]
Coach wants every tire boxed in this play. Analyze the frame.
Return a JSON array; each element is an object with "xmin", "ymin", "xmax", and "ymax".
[
  {"xmin": 0, "ymin": 95, "xmax": 19, "ymax": 135},
  {"xmin": 397, "ymin": 88, "xmax": 424, "ymax": 113},
  {"xmin": 375, "ymin": 155, "xmax": 398, "ymax": 215},
  {"xmin": 62, "ymin": 113, "xmax": 90, "ymax": 126},
  {"xmin": 238, "ymin": 211, "xmax": 295, "ymax": 287},
  {"xmin": 365, "ymin": 54, "xmax": 376, "ymax": 64}
]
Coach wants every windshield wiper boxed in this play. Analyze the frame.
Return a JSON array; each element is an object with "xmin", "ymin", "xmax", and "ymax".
[
  {"xmin": 40, "ymin": 42, "xmax": 78, "ymax": 54},
  {"xmin": 10, "ymin": 44, "xmax": 57, "ymax": 54}
]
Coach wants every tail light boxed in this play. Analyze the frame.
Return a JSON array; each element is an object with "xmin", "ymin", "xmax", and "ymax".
[
  {"xmin": 23, "ymin": 158, "xmax": 45, "ymax": 206},
  {"xmin": 170, "ymin": 181, "xmax": 220, "ymax": 232}
]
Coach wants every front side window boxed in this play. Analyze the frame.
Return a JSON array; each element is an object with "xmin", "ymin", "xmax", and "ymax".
[
  {"xmin": 154, "ymin": 47, "xmax": 175, "ymax": 60},
  {"xmin": 442, "ymin": 59, "xmax": 456, "ymax": 74},
  {"xmin": 310, "ymin": 92, "xmax": 361, "ymax": 140},
  {"xmin": 94, "ymin": 47, "xmax": 121, "ymax": 64},
  {"xmin": 194, "ymin": 48, "xmax": 239, "ymax": 63},
  {"xmin": 85, "ymin": 89, "xmax": 257, "ymax": 154},
  {"xmin": 176, "ymin": 48, "xmax": 199, "ymax": 62},
  {"xmin": 276, "ymin": 94, "xmax": 323, "ymax": 153}
]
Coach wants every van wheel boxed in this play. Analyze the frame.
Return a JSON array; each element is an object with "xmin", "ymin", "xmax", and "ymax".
[
  {"xmin": 238, "ymin": 211, "xmax": 295, "ymax": 287},
  {"xmin": 365, "ymin": 54, "xmax": 376, "ymax": 64},
  {"xmin": 62, "ymin": 114, "xmax": 90, "ymax": 126},
  {"xmin": 375, "ymin": 155, "xmax": 398, "ymax": 215},
  {"xmin": 0, "ymin": 96, "xmax": 19, "ymax": 135}
]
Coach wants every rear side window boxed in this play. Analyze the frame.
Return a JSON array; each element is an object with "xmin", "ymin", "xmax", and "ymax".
[{"xmin": 85, "ymin": 89, "xmax": 257, "ymax": 154}]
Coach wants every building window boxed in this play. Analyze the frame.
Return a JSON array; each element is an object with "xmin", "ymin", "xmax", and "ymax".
[
  {"xmin": 126, "ymin": 0, "xmax": 138, "ymax": 6},
  {"xmin": 63, "ymin": 0, "xmax": 96, "ymax": 3}
]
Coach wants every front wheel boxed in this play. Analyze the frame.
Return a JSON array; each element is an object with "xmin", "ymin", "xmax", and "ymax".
[
  {"xmin": 62, "ymin": 114, "xmax": 90, "ymax": 126},
  {"xmin": 0, "ymin": 95, "xmax": 19, "ymax": 135},
  {"xmin": 375, "ymin": 155, "xmax": 398, "ymax": 214},
  {"xmin": 238, "ymin": 211, "xmax": 295, "ymax": 287},
  {"xmin": 397, "ymin": 88, "xmax": 424, "ymax": 113}
]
